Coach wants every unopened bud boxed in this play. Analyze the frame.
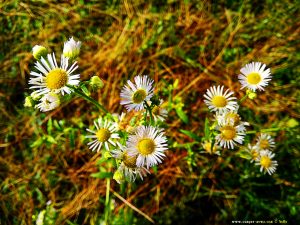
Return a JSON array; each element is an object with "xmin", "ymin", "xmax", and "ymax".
[
  {"xmin": 247, "ymin": 89, "xmax": 257, "ymax": 100},
  {"xmin": 113, "ymin": 170, "xmax": 124, "ymax": 184},
  {"xmin": 103, "ymin": 151, "xmax": 112, "ymax": 159},
  {"xmin": 24, "ymin": 96, "xmax": 34, "ymax": 108},
  {"xmin": 90, "ymin": 76, "xmax": 104, "ymax": 89},
  {"xmin": 32, "ymin": 45, "xmax": 48, "ymax": 60}
]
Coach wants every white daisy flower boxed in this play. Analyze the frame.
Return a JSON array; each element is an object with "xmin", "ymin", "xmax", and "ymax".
[
  {"xmin": 36, "ymin": 92, "xmax": 60, "ymax": 112},
  {"xmin": 215, "ymin": 119, "xmax": 245, "ymax": 149},
  {"xmin": 238, "ymin": 62, "xmax": 272, "ymax": 91},
  {"xmin": 150, "ymin": 99, "xmax": 168, "ymax": 122},
  {"xmin": 112, "ymin": 147, "xmax": 150, "ymax": 183},
  {"xmin": 120, "ymin": 75, "xmax": 154, "ymax": 111},
  {"xmin": 85, "ymin": 118, "xmax": 120, "ymax": 152},
  {"xmin": 204, "ymin": 85, "xmax": 238, "ymax": 113},
  {"xmin": 127, "ymin": 126, "xmax": 168, "ymax": 169},
  {"xmin": 29, "ymin": 53, "xmax": 80, "ymax": 96},
  {"xmin": 215, "ymin": 109, "xmax": 249, "ymax": 132},
  {"xmin": 255, "ymin": 150, "xmax": 278, "ymax": 175},
  {"xmin": 63, "ymin": 37, "xmax": 81, "ymax": 60},
  {"xmin": 245, "ymin": 144, "xmax": 260, "ymax": 162},
  {"xmin": 255, "ymin": 133, "xmax": 275, "ymax": 151}
]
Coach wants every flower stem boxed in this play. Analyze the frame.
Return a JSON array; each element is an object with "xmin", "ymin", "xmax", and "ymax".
[
  {"xmin": 144, "ymin": 101, "xmax": 154, "ymax": 125},
  {"xmin": 246, "ymin": 127, "xmax": 289, "ymax": 134},
  {"xmin": 239, "ymin": 94, "xmax": 248, "ymax": 104},
  {"xmin": 67, "ymin": 84, "xmax": 108, "ymax": 114},
  {"xmin": 104, "ymin": 178, "xmax": 111, "ymax": 225}
]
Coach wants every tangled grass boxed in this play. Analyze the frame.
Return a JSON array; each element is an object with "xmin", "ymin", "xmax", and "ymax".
[{"xmin": 1, "ymin": 0, "xmax": 300, "ymax": 224}]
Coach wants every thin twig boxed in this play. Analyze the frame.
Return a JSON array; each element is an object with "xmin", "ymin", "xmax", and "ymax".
[{"xmin": 111, "ymin": 189, "xmax": 155, "ymax": 224}]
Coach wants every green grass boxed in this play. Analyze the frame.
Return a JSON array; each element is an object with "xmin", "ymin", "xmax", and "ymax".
[{"xmin": 1, "ymin": 0, "xmax": 300, "ymax": 224}]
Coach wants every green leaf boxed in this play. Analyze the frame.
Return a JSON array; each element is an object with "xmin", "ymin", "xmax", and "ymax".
[
  {"xmin": 53, "ymin": 120, "xmax": 62, "ymax": 131},
  {"xmin": 176, "ymin": 108, "xmax": 189, "ymax": 124},
  {"xmin": 90, "ymin": 172, "xmax": 113, "ymax": 179},
  {"xmin": 236, "ymin": 149, "xmax": 251, "ymax": 160},
  {"xmin": 69, "ymin": 129, "xmax": 75, "ymax": 148},
  {"xmin": 96, "ymin": 157, "xmax": 107, "ymax": 165},
  {"xmin": 204, "ymin": 118, "xmax": 210, "ymax": 140},
  {"xmin": 180, "ymin": 129, "xmax": 201, "ymax": 141},
  {"xmin": 80, "ymin": 84, "xmax": 91, "ymax": 96},
  {"xmin": 47, "ymin": 118, "xmax": 52, "ymax": 135},
  {"xmin": 46, "ymin": 136, "xmax": 57, "ymax": 144},
  {"xmin": 30, "ymin": 137, "xmax": 44, "ymax": 148}
]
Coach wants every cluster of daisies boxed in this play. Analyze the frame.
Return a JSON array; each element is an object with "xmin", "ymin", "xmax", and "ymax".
[
  {"xmin": 85, "ymin": 75, "xmax": 168, "ymax": 183},
  {"xmin": 26, "ymin": 37, "xmax": 168, "ymax": 184},
  {"xmin": 25, "ymin": 37, "xmax": 82, "ymax": 111},
  {"xmin": 203, "ymin": 62, "xmax": 278, "ymax": 175}
]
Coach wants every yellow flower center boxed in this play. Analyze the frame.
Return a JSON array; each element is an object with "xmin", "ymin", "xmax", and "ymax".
[
  {"xmin": 46, "ymin": 69, "xmax": 68, "ymax": 90},
  {"xmin": 225, "ymin": 112, "xmax": 240, "ymax": 126},
  {"xmin": 259, "ymin": 140, "xmax": 270, "ymax": 149},
  {"xmin": 212, "ymin": 96, "xmax": 227, "ymax": 107},
  {"xmin": 132, "ymin": 89, "xmax": 147, "ymax": 104},
  {"xmin": 123, "ymin": 151, "xmax": 137, "ymax": 168},
  {"xmin": 220, "ymin": 125, "xmax": 236, "ymax": 140},
  {"xmin": 260, "ymin": 155, "xmax": 271, "ymax": 168},
  {"xmin": 152, "ymin": 105, "xmax": 160, "ymax": 115},
  {"xmin": 96, "ymin": 128, "xmax": 111, "ymax": 142},
  {"xmin": 247, "ymin": 72, "xmax": 261, "ymax": 85},
  {"xmin": 251, "ymin": 150, "xmax": 259, "ymax": 160},
  {"xmin": 137, "ymin": 138, "xmax": 155, "ymax": 155}
]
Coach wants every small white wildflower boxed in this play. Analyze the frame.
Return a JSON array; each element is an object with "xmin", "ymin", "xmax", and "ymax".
[
  {"xmin": 120, "ymin": 75, "xmax": 154, "ymax": 111},
  {"xmin": 36, "ymin": 92, "xmax": 60, "ymax": 112},
  {"xmin": 29, "ymin": 53, "xmax": 80, "ymax": 96},
  {"xmin": 150, "ymin": 99, "xmax": 168, "ymax": 122},
  {"xmin": 63, "ymin": 37, "xmax": 81, "ymax": 60},
  {"xmin": 255, "ymin": 150, "xmax": 278, "ymax": 175},
  {"xmin": 255, "ymin": 133, "xmax": 275, "ymax": 151},
  {"xmin": 215, "ymin": 119, "xmax": 245, "ymax": 149},
  {"xmin": 112, "ymin": 146, "xmax": 150, "ymax": 183},
  {"xmin": 204, "ymin": 85, "xmax": 238, "ymax": 113},
  {"xmin": 85, "ymin": 118, "xmax": 120, "ymax": 152},
  {"xmin": 238, "ymin": 62, "xmax": 272, "ymax": 91},
  {"xmin": 127, "ymin": 126, "xmax": 168, "ymax": 168}
]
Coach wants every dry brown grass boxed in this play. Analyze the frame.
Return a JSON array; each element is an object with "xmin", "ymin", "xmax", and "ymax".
[{"xmin": 1, "ymin": 0, "xmax": 299, "ymax": 224}]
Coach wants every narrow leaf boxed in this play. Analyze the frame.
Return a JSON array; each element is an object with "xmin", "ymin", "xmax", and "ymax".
[
  {"xmin": 176, "ymin": 108, "xmax": 189, "ymax": 124},
  {"xmin": 90, "ymin": 172, "xmax": 113, "ymax": 179},
  {"xmin": 180, "ymin": 129, "xmax": 201, "ymax": 141}
]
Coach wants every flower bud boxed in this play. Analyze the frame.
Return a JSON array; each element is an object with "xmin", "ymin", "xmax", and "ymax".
[
  {"xmin": 103, "ymin": 151, "xmax": 112, "ymax": 159},
  {"xmin": 24, "ymin": 96, "xmax": 34, "ymax": 108},
  {"xmin": 247, "ymin": 89, "xmax": 257, "ymax": 100},
  {"xmin": 113, "ymin": 170, "xmax": 124, "ymax": 184},
  {"xmin": 63, "ymin": 37, "xmax": 81, "ymax": 60},
  {"xmin": 90, "ymin": 76, "xmax": 104, "ymax": 89},
  {"xmin": 32, "ymin": 45, "xmax": 48, "ymax": 60}
]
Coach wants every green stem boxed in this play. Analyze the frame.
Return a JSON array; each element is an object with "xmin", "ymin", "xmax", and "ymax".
[
  {"xmin": 67, "ymin": 84, "xmax": 108, "ymax": 114},
  {"xmin": 104, "ymin": 178, "xmax": 111, "ymax": 225},
  {"xmin": 144, "ymin": 101, "xmax": 154, "ymax": 125},
  {"xmin": 246, "ymin": 127, "xmax": 288, "ymax": 134},
  {"xmin": 239, "ymin": 94, "xmax": 248, "ymax": 104}
]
